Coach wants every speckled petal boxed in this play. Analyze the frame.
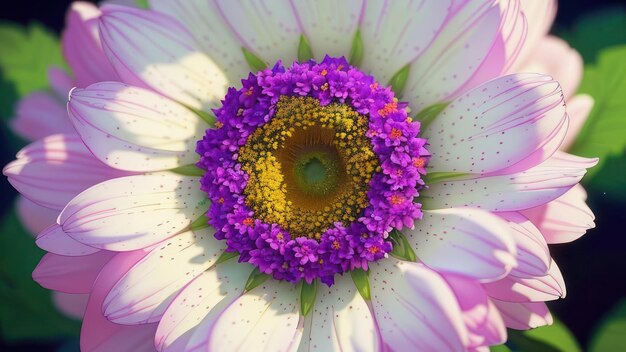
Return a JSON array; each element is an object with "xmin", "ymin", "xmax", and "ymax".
[
  {"xmin": 499, "ymin": 212, "xmax": 550, "ymax": 278},
  {"xmin": 484, "ymin": 261, "xmax": 566, "ymax": 302}
]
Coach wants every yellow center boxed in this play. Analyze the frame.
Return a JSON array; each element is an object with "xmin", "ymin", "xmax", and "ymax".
[{"xmin": 238, "ymin": 96, "xmax": 379, "ymax": 239}]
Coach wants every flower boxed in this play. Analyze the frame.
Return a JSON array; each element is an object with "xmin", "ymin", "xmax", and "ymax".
[{"xmin": 2, "ymin": 1, "xmax": 598, "ymax": 351}]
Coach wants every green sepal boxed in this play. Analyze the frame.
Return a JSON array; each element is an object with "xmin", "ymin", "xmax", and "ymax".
[
  {"xmin": 196, "ymin": 110, "xmax": 217, "ymax": 126},
  {"xmin": 135, "ymin": 0, "xmax": 149, "ymax": 9},
  {"xmin": 216, "ymin": 251, "xmax": 239, "ymax": 265},
  {"xmin": 190, "ymin": 216, "xmax": 210, "ymax": 231},
  {"xmin": 348, "ymin": 30, "xmax": 364, "ymax": 67},
  {"xmin": 387, "ymin": 64, "xmax": 411, "ymax": 96},
  {"xmin": 414, "ymin": 102, "xmax": 449, "ymax": 130},
  {"xmin": 300, "ymin": 280, "xmax": 318, "ymax": 316},
  {"xmin": 350, "ymin": 269, "xmax": 371, "ymax": 301},
  {"xmin": 244, "ymin": 267, "xmax": 270, "ymax": 293},
  {"xmin": 423, "ymin": 171, "xmax": 469, "ymax": 185},
  {"xmin": 298, "ymin": 35, "xmax": 314, "ymax": 62},
  {"xmin": 170, "ymin": 164, "xmax": 205, "ymax": 177},
  {"xmin": 242, "ymin": 47, "xmax": 268, "ymax": 72},
  {"xmin": 389, "ymin": 229, "xmax": 417, "ymax": 262}
]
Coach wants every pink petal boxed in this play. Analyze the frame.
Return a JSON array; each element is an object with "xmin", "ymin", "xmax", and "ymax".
[
  {"xmin": 484, "ymin": 261, "xmax": 566, "ymax": 302},
  {"xmin": 492, "ymin": 300, "xmax": 553, "ymax": 330},
  {"xmin": 425, "ymin": 74, "xmax": 567, "ymax": 174},
  {"xmin": 99, "ymin": 5, "xmax": 227, "ymax": 110},
  {"xmin": 369, "ymin": 259, "xmax": 469, "ymax": 351},
  {"xmin": 510, "ymin": 0, "xmax": 557, "ymax": 69},
  {"xmin": 444, "ymin": 274, "xmax": 507, "ymax": 349},
  {"xmin": 424, "ymin": 152, "xmax": 598, "ymax": 212},
  {"xmin": 52, "ymin": 292, "xmax": 89, "ymax": 320},
  {"xmin": 155, "ymin": 260, "xmax": 250, "ymax": 352},
  {"xmin": 103, "ymin": 229, "xmax": 225, "ymax": 324},
  {"xmin": 80, "ymin": 250, "xmax": 157, "ymax": 352},
  {"xmin": 521, "ymin": 184, "xmax": 595, "ymax": 244},
  {"xmin": 9, "ymin": 92, "xmax": 75, "ymax": 141},
  {"xmin": 15, "ymin": 196, "xmax": 58, "ymax": 235},
  {"xmin": 406, "ymin": 208, "xmax": 517, "ymax": 281},
  {"xmin": 59, "ymin": 174, "xmax": 208, "ymax": 251},
  {"xmin": 36, "ymin": 224, "xmax": 100, "ymax": 256},
  {"xmin": 62, "ymin": 2, "xmax": 119, "ymax": 87},
  {"xmin": 499, "ymin": 212, "xmax": 550, "ymax": 278},
  {"xmin": 3, "ymin": 134, "xmax": 126, "ymax": 210},
  {"xmin": 48, "ymin": 66, "xmax": 74, "ymax": 97},
  {"xmin": 68, "ymin": 82, "xmax": 208, "ymax": 172},
  {"xmin": 32, "ymin": 251, "xmax": 114, "ymax": 294},
  {"xmin": 561, "ymin": 94, "xmax": 594, "ymax": 151}
]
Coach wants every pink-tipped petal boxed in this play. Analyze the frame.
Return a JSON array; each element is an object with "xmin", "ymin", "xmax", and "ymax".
[
  {"xmin": 424, "ymin": 152, "xmax": 598, "ymax": 212},
  {"xmin": 359, "ymin": 0, "xmax": 451, "ymax": 84},
  {"xmin": 47, "ymin": 67, "xmax": 74, "ymax": 97},
  {"xmin": 15, "ymin": 196, "xmax": 58, "ymax": 235},
  {"xmin": 522, "ymin": 184, "xmax": 595, "ymax": 244},
  {"xmin": 444, "ymin": 274, "xmax": 507, "ymax": 349},
  {"xmin": 561, "ymin": 94, "xmax": 595, "ymax": 151},
  {"xmin": 155, "ymin": 260, "xmax": 249, "ymax": 352},
  {"xmin": 425, "ymin": 74, "xmax": 567, "ymax": 174},
  {"xmin": 36, "ymin": 224, "xmax": 100, "ymax": 256},
  {"xmin": 103, "ymin": 229, "xmax": 225, "ymax": 325},
  {"xmin": 511, "ymin": 0, "xmax": 557, "ymax": 69},
  {"xmin": 192, "ymin": 281, "xmax": 301, "ymax": 352},
  {"xmin": 493, "ymin": 300, "xmax": 553, "ymax": 330},
  {"xmin": 81, "ymin": 250, "xmax": 157, "ymax": 352},
  {"xmin": 68, "ymin": 82, "xmax": 208, "ymax": 172},
  {"xmin": 405, "ymin": 1, "xmax": 524, "ymax": 111},
  {"xmin": 32, "ymin": 251, "xmax": 113, "ymax": 294},
  {"xmin": 62, "ymin": 2, "xmax": 119, "ymax": 87},
  {"xmin": 9, "ymin": 92, "xmax": 75, "ymax": 141},
  {"xmin": 369, "ymin": 259, "xmax": 469, "ymax": 351},
  {"xmin": 52, "ymin": 292, "xmax": 89, "ymax": 320},
  {"xmin": 518, "ymin": 36, "xmax": 583, "ymax": 99},
  {"xmin": 99, "ymin": 5, "xmax": 227, "ymax": 110},
  {"xmin": 484, "ymin": 261, "xmax": 566, "ymax": 302},
  {"xmin": 499, "ymin": 212, "xmax": 550, "ymax": 278},
  {"xmin": 406, "ymin": 208, "xmax": 517, "ymax": 281},
  {"xmin": 3, "ymin": 134, "xmax": 126, "ymax": 210},
  {"xmin": 59, "ymin": 173, "xmax": 209, "ymax": 251},
  {"xmin": 301, "ymin": 275, "xmax": 381, "ymax": 352}
]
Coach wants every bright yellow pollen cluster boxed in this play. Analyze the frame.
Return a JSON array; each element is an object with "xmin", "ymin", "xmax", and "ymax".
[{"xmin": 238, "ymin": 96, "xmax": 380, "ymax": 239}]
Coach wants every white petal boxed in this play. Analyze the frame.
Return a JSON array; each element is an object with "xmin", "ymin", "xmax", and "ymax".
[
  {"xmin": 99, "ymin": 5, "xmax": 228, "ymax": 110},
  {"xmin": 369, "ymin": 259, "xmax": 468, "ymax": 351},
  {"xmin": 68, "ymin": 82, "xmax": 208, "ymax": 172},
  {"xmin": 302, "ymin": 275, "xmax": 380, "ymax": 352},
  {"xmin": 499, "ymin": 212, "xmax": 550, "ymax": 278},
  {"xmin": 60, "ymin": 173, "xmax": 208, "ymax": 251},
  {"xmin": 36, "ymin": 224, "xmax": 100, "ymax": 256},
  {"xmin": 425, "ymin": 74, "xmax": 567, "ymax": 174},
  {"xmin": 522, "ymin": 184, "xmax": 595, "ymax": 244},
  {"xmin": 424, "ymin": 152, "xmax": 598, "ymax": 212},
  {"xmin": 511, "ymin": 0, "xmax": 557, "ymax": 69},
  {"xmin": 406, "ymin": 208, "xmax": 516, "ymax": 281},
  {"xmin": 359, "ymin": 0, "xmax": 451, "ymax": 83},
  {"xmin": 155, "ymin": 260, "xmax": 251, "ymax": 352},
  {"xmin": 492, "ymin": 300, "xmax": 553, "ymax": 330},
  {"xmin": 3, "ymin": 134, "xmax": 125, "ymax": 210},
  {"xmin": 104, "ymin": 228, "xmax": 225, "ymax": 324},
  {"xmin": 484, "ymin": 260, "xmax": 566, "ymax": 302},
  {"xmin": 191, "ymin": 280, "xmax": 302, "ymax": 352}
]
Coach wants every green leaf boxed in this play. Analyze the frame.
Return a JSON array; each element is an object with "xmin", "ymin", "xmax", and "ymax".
[
  {"xmin": 489, "ymin": 345, "xmax": 512, "ymax": 352},
  {"xmin": 300, "ymin": 280, "xmax": 318, "ymax": 316},
  {"xmin": 0, "ymin": 207, "xmax": 80, "ymax": 341},
  {"xmin": 570, "ymin": 45, "xmax": 626, "ymax": 179},
  {"xmin": 135, "ymin": 0, "xmax": 150, "ymax": 9},
  {"xmin": 348, "ymin": 30, "xmax": 364, "ymax": 67},
  {"xmin": 587, "ymin": 152, "xmax": 626, "ymax": 202},
  {"xmin": 387, "ymin": 64, "xmax": 411, "ymax": 96},
  {"xmin": 559, "ymin": 7, "xmax": 626, "ymax": 63},
  {"xmin": 508, "ymin": 319, "xmax": 581, "ymax": 352},
  {"xmin": 0, "ymin": 22, "xmax": 65, "ymax": 98},
  {"xmin": 190, "ymin": 215, "xmax": 210, "ymax": 231},
  {"xmin": 350, "ymin": 269, "xmax": 371, "ymax": 301},
  {"xmin": 244, "ymin": 267, "xmax": 270, "ymax": 293},
  {"xmin": 170, "ymin": 164, "xmax": 205, "ymax": 176},
  {"xmin": 215, "ymin": 251, "xmax": 238, "ymax": 265},
  {"xmin": 298, "ymin": 35, "xmax": 314, "ymax": 62},
  {"xmin": 589, "ymin": 299, "xmax": 626, "ymax": 352},
  {"xmin": 414, "ymin": 102, "xmax": 448, "ymax": 130},
  {"xmin": 242, "ymin": 47, "xmax": 268, "ymax": 72}
]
